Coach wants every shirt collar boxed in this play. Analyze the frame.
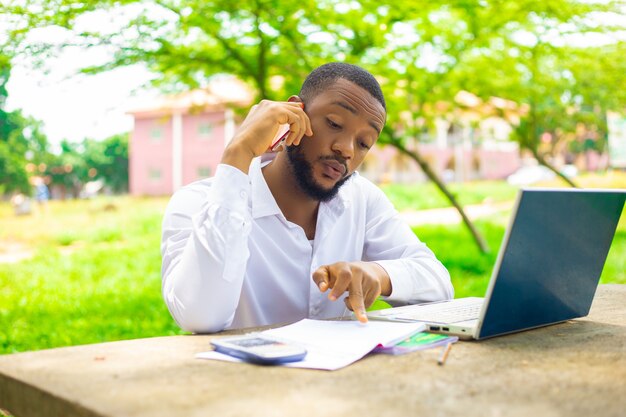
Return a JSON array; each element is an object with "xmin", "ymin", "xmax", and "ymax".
[{"xmin": 249, "ymin": 153, "xmax": 351, "ymax": 220}]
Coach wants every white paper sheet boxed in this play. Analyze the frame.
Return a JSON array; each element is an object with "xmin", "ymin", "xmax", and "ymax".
[{"xmin": 196, "ymin": 319, "xmax": 426, "ymax": 370}]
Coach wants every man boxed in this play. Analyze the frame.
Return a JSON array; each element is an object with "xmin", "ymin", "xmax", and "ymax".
[{"xmin": 161, "ymin": 63, "xmax": 453, "ymax": 333}]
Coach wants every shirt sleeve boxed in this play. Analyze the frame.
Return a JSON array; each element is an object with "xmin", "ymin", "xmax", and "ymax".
[
  {"xmin": 161, "ymin": 164, "xmax": 253, "ymax": 333},
  {"xmin": 361, "ymin": 181, "xmax": 454, "ymax": 305}
]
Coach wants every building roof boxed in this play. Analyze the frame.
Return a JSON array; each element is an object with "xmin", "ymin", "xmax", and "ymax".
[{"xmin": 127, "ymin": 78, "xmax": 255, "ymax": 118}]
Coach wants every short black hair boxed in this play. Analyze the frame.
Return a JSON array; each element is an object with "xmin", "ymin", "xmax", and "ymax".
[{"xmin": 299, "ymin": 62, "xmax": 386, "ymax": 110}]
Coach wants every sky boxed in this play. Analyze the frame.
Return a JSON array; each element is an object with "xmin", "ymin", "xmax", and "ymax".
[
  {"xmin": 4, "ymin": 7, "xmax": 162, "ymax": 150},
  {"xmin": 6, "ymin": 52, "xmax": 155, "ymax": 148}
]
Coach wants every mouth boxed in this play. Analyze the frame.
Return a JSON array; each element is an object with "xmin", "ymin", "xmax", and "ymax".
[{"xmin": 320, "ymin": 159, "xmax": 347, "ymax": 181}]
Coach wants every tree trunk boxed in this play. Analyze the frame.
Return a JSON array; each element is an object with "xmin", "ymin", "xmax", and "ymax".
[
  {"xmin": 529, "ymin": 147, "xmax": 579, "ymax": 188},
  {"xmin": 387, "ymin": 138, "xmax": 491, "ymax": 254}
]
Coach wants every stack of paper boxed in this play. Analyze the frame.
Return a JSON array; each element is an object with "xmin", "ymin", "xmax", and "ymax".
[{"xmin": 197, "ymin": 319, "xmax": 426, "ymax": 370}]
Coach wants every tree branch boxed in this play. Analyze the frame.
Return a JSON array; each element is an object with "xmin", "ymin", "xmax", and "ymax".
[{"xmin": 383, "ymin": 128, "xmax": 491, "ymax": 254}]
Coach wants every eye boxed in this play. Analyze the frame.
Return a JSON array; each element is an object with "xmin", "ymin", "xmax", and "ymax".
[
  {"xmin": 358, "ymin": 141, "xmax": 371, "ymax": 150},
  {"xmin": 326, "ymin": 118, "xmax": 342, "ymax": 129}
]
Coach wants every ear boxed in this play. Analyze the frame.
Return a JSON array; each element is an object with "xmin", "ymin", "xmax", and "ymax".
[{"xmin": 287, "ymin": 95, "xmax": 302, "ymax": 104}]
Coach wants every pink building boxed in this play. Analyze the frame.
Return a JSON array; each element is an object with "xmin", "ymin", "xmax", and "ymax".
[
  {"xmin": 128, "ymin": 86, "xmax": 525, "ymax": 193},
  {"xmin": 360, "ymin": 91, "xmax": 526, "ymax": 183},
  {"xmin": 128, "ymin": 80, "xmax": 253, "ymax": 196},
  {"xmin": 361, "ymin": 141, "xmax": 521, "ymax": 184}
]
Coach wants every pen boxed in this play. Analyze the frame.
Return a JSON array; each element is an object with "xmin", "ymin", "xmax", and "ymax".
[{"xmin": 437, "ymin": 343, "xmax": 453, "ymax": 366}]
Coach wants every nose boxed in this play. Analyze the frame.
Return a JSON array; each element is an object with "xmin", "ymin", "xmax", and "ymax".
[{"xmin": 330, "ymin": 135, "xmax": 354, "ymax": 160}]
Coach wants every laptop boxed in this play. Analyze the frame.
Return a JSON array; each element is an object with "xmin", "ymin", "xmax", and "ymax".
[{"xmin": 368, "ymin": 188, "xmax": 626, "ymax": 340}]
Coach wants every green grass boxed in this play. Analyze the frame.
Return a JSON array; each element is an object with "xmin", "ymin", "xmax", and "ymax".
[
  {"xmin": 416, "ymin": 222, "xmax": 504, "ymax": 297},
  {"xmin": 418, "ymin": 216, "xmax": 626, "ymax": 295},
  {"xmin": 381, "ymin": 170, "xmax": 626, "ymax": 212},
  {"xmin": 380, "ymin": 171, "xmax": 626, "ymax": 296},
  {"xmin": 380, "ymin": 180, "xmax": 518, "ymax": 211},
  {"xmin": 0, "ymin": 174, "xmax": 624, "ymax": 354},
  {"xmin": 0, "ymin": 197, "xmax": 185, "ymax": 354}
]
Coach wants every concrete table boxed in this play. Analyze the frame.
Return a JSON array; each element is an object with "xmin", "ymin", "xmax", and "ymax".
[{"xmin": 1, "ymin": 284, "xmax": 625, "ymax": 417}]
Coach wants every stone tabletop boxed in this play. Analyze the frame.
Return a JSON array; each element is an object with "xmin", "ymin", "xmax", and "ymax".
[{"xmin": 1, "ymin": 284, "xmax": 625, "ymax": 417}]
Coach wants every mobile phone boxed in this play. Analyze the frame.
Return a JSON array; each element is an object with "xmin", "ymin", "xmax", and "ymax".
[
  {"xmin": 210, "ymin": 334, "xmax": 307, "ymax": 364},
  {"xmin": 270, "ymin": 124, "xmax": 291, "ymax": 152}
]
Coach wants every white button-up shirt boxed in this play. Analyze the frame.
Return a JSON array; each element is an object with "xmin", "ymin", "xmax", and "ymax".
[{"xmin": 161, "ymin": 155, "xmax": 453, "ymax": 333}]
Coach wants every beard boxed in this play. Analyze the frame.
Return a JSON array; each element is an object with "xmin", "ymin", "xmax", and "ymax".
[{"xmin": 286, "ymin": 145, "xmax": 353, "ymax": 202}]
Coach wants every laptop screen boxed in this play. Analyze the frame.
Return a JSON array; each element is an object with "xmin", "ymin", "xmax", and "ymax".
[{"xmin": 477, "ymin": 189, "xmax": 625, "ymax": 339}]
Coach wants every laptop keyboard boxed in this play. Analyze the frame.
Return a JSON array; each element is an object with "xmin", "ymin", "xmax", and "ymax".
[{"xmin": 378, "ymin": 298, "xmax": 483, "ymax": 324}]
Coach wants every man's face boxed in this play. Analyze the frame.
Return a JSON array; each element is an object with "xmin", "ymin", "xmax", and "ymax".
[{"xmin": 286, "ymin": 78, "xmax": 386, "ymax": 202}]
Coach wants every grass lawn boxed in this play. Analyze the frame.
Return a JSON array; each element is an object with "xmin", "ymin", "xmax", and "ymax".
[
  {"xmin": 0, "ymin": 197, "xmax": 184, "ymax": 354},
  {"xmin": 417, "ymin": 215, "xmax": 626, "ymax": 297},
  {"xmin": 0, "ymin": 173, "xmax": 624, "ymax": 354},
  {"xmin": 380, "ymin": 169, "xmax": 626, "ymax": 211},
  {"xmin": 384, "ymin": 171, "xmax": 626, "ymax": 296},
  {"xmin": 380, "ymin": 180, "xmax": 518, "ymax": 211}
]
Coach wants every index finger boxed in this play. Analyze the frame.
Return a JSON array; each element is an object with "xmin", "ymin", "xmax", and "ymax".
[
  {"xmin": 285, "ymin": 104, "xmax": 312, "ymax": 146},
  {"xmin": 312, "ymin": 266, "xmax": 330, "ymax": 292},
  {"xmin": 348, "ymin": 280, "xmax": 368, "ymax": 324}
]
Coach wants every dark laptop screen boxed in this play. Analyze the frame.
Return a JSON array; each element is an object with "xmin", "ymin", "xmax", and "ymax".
[{"xmin": 478, "ymin": 189, "xmax": 625, "ymax": 339}]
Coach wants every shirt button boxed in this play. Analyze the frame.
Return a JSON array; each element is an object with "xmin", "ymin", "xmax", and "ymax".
[{"xmin": 239, "ymin": 191, "xmax": 247, "ymax": 199}]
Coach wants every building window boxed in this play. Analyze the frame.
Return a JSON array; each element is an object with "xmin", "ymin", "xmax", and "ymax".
[
  {"xmin": 198, "ymin": 123, "xmax": 213, "ymax": 139},
  {"xmin": 149, "ymin": 168, "xmax": 162, "ymax": 182},
  {"xmin": 197, "ymin": 166, "xmax": 212, "ymax": 179},
  {"xmin": 150, "ymin": 126, "xmax": 163, "ymax": 142}
]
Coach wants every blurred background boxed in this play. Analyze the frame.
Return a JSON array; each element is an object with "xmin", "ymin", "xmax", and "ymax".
[{"xmin": 1, "ymin": 0, "xmax": 625, "ymax": 354}]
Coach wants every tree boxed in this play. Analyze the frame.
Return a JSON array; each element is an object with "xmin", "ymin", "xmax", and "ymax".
[
  {"xmin": 43, "ymin": 139, "xmax": 88, "ymax": 198},
  {"xmin": 1, "ymin": 0, "xmax": 493, "ymax": 249},
  {"xmin": 82, "ymin": 133, "xmax": 129, "ymax": 193},
  {"xmin": 349, "ymin": 1, "xmax": 625, "ymax": 249},
  {"xmin": 0, "ymin": 53, "xmax": 49, "ymax": 195},
  {"xmin": 3, "ymin": 0, "xmax": 625, "ymax": 250},
  {"xmin": 445, "ymin": 2, "xmax": 626, "ymax": 186},
  {"xmin": 35, "ymin": 134, "xmax": 128, "ymax": 198}
]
